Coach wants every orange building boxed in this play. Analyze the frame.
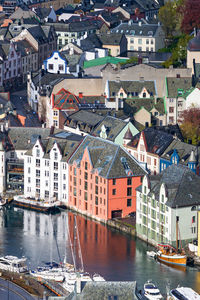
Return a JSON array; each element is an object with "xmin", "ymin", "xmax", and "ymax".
[{"xmin": 68, "ymin": 135, "xmax": 146, "ymax": 221}]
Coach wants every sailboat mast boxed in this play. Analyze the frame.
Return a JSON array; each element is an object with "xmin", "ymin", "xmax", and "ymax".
[
  {"xmin": 176, "ymin": 216, "xmax": 179, "ymax": 250},
  {"xmin": 68, "ymin": 219, "xmax": 76, "ymax": 272},
  {"xmin": 76, "ymin": 218, "xmax": 84, "ymax": 272}
]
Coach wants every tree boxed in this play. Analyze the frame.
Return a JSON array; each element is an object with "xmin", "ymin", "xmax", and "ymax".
[
  {"xmin": 158, "ymin": 0, "xmax": 178, "ymax": 37},
  {"xmin": 178, "ymin": 0, "xmax": 200, "ymax": 34},
  {"xmin": 179, "ymin": 108, "xmax": 200, "ymax": 145},
  {"xmin": 162, "ymin": 34, "xmax": 192, "ymax": 67}
]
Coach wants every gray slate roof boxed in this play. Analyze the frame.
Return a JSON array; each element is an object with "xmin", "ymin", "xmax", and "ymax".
[
  {"xmin": 92, "ymin": 115, "xmax": 128, "ymax": 141},
  {"xmin": 161, "ymin": 139, "xmax": 200, "ymax": 165},
  {"xmin": 128, "ymin": 127, "xmax": 174, "ymax": 155},
  {"xmin": 76, "ymin": 281, "xmax": 138, "ymax": 300},
  {"xmin": 65, "ymin": 110, "xmax": 104, "ymax": 131},
  {"xmin": 147, "ymin": 164, "xmax": 200, "ymax": 208},
  {"xmin": 111, "ymin": 22, "xmax": 160, "ymax": 36},
  {"xmin": 166, "ymin": 77, "xmax": 192, "ymax": 98},
  {"xmin": 108, "ymin": 80, "xmax": 156, "ymax": 96},
  {"xmin": 69, "ymin": 135, "xmax": 147, "ymax": 178},
  {"xmin": 98, "ymin": 32, "xmax": 124, "ymax": 45}
]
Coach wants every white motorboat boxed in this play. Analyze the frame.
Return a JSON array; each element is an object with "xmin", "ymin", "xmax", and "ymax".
[
  {"xmin": 0, "ymin": 255, "xmax": 28, "ymax": 273},
  {"xmin": 168, "ymin": 287, "xmax": 200, "ymax": 300},
  {"xmin": 30, "ymin": 267, "xmax": 65, "ymax": 282},
  {"xmin": 93, "ymin": 273, "xmax": 106, "ymax": 281},
  {"xmin": 143, "ymin": 280, "xmax": 163, "ymax": 300}
]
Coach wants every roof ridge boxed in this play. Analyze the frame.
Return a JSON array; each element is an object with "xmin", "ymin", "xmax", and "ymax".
[{"xmin": 106, "ymin": 144, "xmax": 119, "ymax": 178}]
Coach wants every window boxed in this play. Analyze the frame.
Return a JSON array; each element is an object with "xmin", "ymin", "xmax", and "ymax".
[
  {"xmin": 113, "ymin": 178, "xmax": 116, "ymax": 185},
  {"xmin": 63, "ymin": 184, "xmax": 66, "ymax": 190},
  {"xmin": 192, "ymin": 216, "xmax": 196, "ymax": 223},
  {"xmin": 146, "ymin": 39, "xmax": 149, "ymax": 44},
  {"xmin": 45, "ymin": 180, "xmax": 48, "ymax": 187},
  {"xmin": 127, "ymin": 187, "xmax": 132, "ymax": 196},
  {"xmin": 63, "ymin": 163, "xmax": 66, "ymax": 170},
  {"xmin": 45, "ymin": 191, "xmax": 49, "ymax": 198},
  {"xmin": 169, "ymin": 116, "xmax": 174, "ymax": 123},
  {"xmin": 36, "ymin": 170, "xmax": 40, "ymax": 177},
  {"xmin": 53, "ymin": 120, "xmax": 58, "ymax": 127},
  {"xmin": 59, "ymin": 64, "xmax": 64, "ymax": 71},
  {"xmin": 54, "ymin": 182, "xmax": 58, "ymax": 191},
  {"xmin": 112, "ymin": 189, "xmax": 116, "ymax": 195},
  {"xmin": 127, "ymin": 198, "xmax": 132, "ymax": 207},
  {"xmin": 84, "ymin": 191, "xmax": 87, "ymax": 201},
  {"xmin": 95, "ymin": 176, "xmax": 98, "ymax": 184},
  {"xmin": 84, "ymin": 172, "xmax": 88, "ymax": 180},
  {"xmin": 95, "ymin": 186, "xmax": 98, "ymax": 194},
  {"xmin": 151, "ymin": 39, "xmax": 154, "ymax": 44},
  {"xmin": 63, "ymin": 174, "xmax": 66, "ymax": 180},
  {"xmin": 138, "ymin": 47, "xmax": 142, "ymax": 51},
  {"xmin": 53, "ymin": 110, "xmax": 58, "ymax": 116},
  {"xmin": 169, "ymin": 107, "xmax": 174, "ymax": 113},
  {"xmin": 54, "ymin": 152, "xmax": 58, "ymax": 160},
  {"xmin": 45, "ymin": 160, "xmax": 49, "ymax": 167},
  {"xmin": 36, "ymin": 178, "xmax": 40, "ymax": 187},
  {"xmin": 130, "ymin": 39, "xmax": 134, "ymax": 43},
  {"xmin": 74, "ymin": 168, "xmax": 76, "ymax": 176},
  {"xmin": 28, "ymin": 167, "xmax": 31, "ymax": 174},
  {"xmin": 49, "ymin": 64, "xmax": 53, "ymax": 70},
  {"xmin": 28, "ymin": 177, "xmax": 31, "ymax": 183},
  {"xmin": 36, "ymin": 159, "xmax": 40, "ymax": 167},
  {"xmin": 54, "ymin": 173, "xmax": 58, "ymax": 181},
  {"xmin": 138, "ymin": 39, "xmax": 142, "ymax": 44},
  {"xmin": 85, "ymin": 162, "xmax": 88, "ymax": 170},
  {"xmin": 84, "ymin": 181, "xmax": 88, "ymax": 190},
  {"xmin": 54, "ymin": 162, "xmax": 58, "ymax": 170},
  {"xmin": 36, "ymin": 149, "xmax": 40, "ymax": 157},
  {"xmin": 95, "ymin": 196, "xmax": 98, "ymax": 205},
  {"xmin": 45, "ymin": 171, "xmax": 49, "ymax": 177},
  {"xmin": 127, "ymin": 178, "xmax": 132, "ymax": 185}
]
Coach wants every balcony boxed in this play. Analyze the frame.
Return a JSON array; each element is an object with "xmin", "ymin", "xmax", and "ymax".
[{"xmin": 7, "ymin": 160, "xmax": 24, "ymax": 174}]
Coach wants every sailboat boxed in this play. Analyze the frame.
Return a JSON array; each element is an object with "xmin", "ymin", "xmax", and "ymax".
[{"xmin": 156, "ymin": 216, "xmax": 187, "ymax": 266}]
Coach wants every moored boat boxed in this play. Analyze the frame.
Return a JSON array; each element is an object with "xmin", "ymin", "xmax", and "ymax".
[
  {"xmin": 136, "ymin": 280, "xmax": 163, "ymax": 300},
  {"xmin": 0, "ymin": 255, "xmax": 28, "ymax": 273},
  {"xmin": 30, "ymin": 267, "xmax": 65, "ymax": 282},
  {"xmin": 157, "ymin": 244, "xmax": 187, "ymax": 266},
  {"xmin": 13, "ymin": 195, "xmax": 60, "ymax": 213},
  {"xmin": 167, "ymin": 287, "xmax": 200, "ymax": 300}
]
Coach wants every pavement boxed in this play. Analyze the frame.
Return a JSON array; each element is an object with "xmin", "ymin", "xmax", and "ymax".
[{"xmin": 0, "ymin": 277, "xmax": 38, "ymax": 300}]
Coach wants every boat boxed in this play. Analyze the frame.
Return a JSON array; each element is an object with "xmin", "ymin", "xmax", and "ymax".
[
  {"xmin": 136, "ymin": 281, "xmax": 163, "ymax": 300},
  {"xmin": 13, "ymin": 195, "xmax": 60, "ymax": 213},
  {"xmin": 156, "ymin": 244, "xmax": 187, "ymax": 266},
  {"xmin": 30, "ymin": 267, "xmax": 65, "ymax": 282},
  {"xmin": 147, "ymin": 251, "xmax": 157, "ymax": 259},
  {"xmin": 0, "ymin": 255, "xmax": 28, "ymax": 273},
  {"xmin": 93, "ymin": 273, "xmax": 106, "ymax": 281},
  {"xmin": 167, "ymin": 287, "xmax": 200, "ymax": 300},
  {"xmin": 156, "ymin": 216, "xmax": 187, "ymax": 267},
  {"xmin": 0, "ymin": 198, "xmax": 8, "ymax": 208}
]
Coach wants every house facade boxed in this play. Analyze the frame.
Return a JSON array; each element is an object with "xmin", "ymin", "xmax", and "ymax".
[
  {"xmin": 136, "ymin": 165, "xmax": 200, "ymax": 247},
  {"xmin": 24, "ymin": 132, "xmax": 83, "ymax": 203},
  {"xmin": 111, "ymin": 21, "xmax": 165, "ymax": 52},
  {"xmin": 43, "ymin": 51, "xmax": 68, "ymax": 74},
  {"xmin": 125, "ymin": 128, "xmax": 174, "ymax": 175},
  {"xmin": 68, "ymin": 135, "xmax": 147, "ymax": 222}
]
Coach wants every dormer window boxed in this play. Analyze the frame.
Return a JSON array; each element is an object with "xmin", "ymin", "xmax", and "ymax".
[{"xmin": 143, "ymin": 92, "xmax": 146, "ymax": 98}]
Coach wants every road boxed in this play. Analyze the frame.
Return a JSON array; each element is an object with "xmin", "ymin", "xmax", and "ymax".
[{"xmin": 0, "ymin": 278, "xmax": 37, "ymax": 300}]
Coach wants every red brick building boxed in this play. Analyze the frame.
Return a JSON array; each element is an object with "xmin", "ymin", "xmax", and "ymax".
[{"xmin": 68, "ymin": 135, "xmax": 147, "ymax": 221}]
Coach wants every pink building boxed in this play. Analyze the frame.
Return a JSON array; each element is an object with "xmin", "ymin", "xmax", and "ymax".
[{"xmin": 68, "ymin": 135, "xmax": 146, "ymax": 221}]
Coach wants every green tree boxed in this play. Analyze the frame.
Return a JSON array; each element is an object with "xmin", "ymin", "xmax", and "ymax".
[{"xmin": 158, "ymin": 0, "xmax": 181, "ymax": 37}]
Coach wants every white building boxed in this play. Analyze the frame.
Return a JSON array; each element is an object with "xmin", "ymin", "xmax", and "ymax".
[
  {"xmin": 136, "ymin": 165, "xmax": 199, "ymax": 247},
  {"xmin": 43, "ymin": 51, "xmax": 68, "ymax": 74},
  {"xmin": 24, "ymin": 132, "xmax": 83, "ymax": 203},
  {"xmin": 111, "ymin": 20, "xmax": 165, "ymax": 52}
]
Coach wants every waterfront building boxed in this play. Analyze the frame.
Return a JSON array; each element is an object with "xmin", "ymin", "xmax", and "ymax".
[
  {"xmin": 68, "ymin": 135, "xmax": 147, "ymax": 221},
  {"xmin": 24, "ymin": 130, "xmax": 83, "ymax": 203},
  {"xmin": 136, "ymin": 164, "xmax": 200, "ymax": 247}
]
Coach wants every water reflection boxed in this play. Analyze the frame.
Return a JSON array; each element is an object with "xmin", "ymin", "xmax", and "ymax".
[{"xmin": 0, "ymin": 206, "xmax": 200, "ymax": 295}]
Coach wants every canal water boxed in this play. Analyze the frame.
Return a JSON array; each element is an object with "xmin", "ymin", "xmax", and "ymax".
[{"xmin": 0, "ymin": 206, "xmax": 200, "ymax": 295}]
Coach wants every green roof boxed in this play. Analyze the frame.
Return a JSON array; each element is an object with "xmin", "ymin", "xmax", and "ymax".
[{"xmin": 83, "ymin": 56, "xmax": 127, "ymax": 69}]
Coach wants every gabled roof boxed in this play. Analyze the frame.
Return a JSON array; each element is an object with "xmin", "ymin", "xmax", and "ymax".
[
  {"xmin": 92, "ymin": 115, "xmax": 128, "ymax": 141},
  {"xmin": 69, "ymin": 135, "xmax": 147, "ymax": 178},
  {"xmin": 161, "ymin": 139, "xmax": 200, "ymax": 165},
  {"xmin": 98, "ymin": 32, "xmax": 125, "ymax": 45},
  {"xmin": 128, "ymin": 127, "xmax": 174, "ymax": 155},
  {"xmin": 111, "ymin": 21, "xmax": 161, "ymax": 36},
  {"xmin": 147, "ymin": 164, "xmax": 200, "ymax": 208},
  {"xmin": 108, "ymin": 80, "xmax": 156, "ymax": 95}
]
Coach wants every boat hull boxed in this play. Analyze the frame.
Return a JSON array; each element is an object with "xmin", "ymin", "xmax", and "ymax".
[
  {"xmin": 157, "ymin": 254, "xmax": 187, "ymax": 266},
  {"xmin": 12, "ymin": 200, "xmax": 60, "ymax": 214}
]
